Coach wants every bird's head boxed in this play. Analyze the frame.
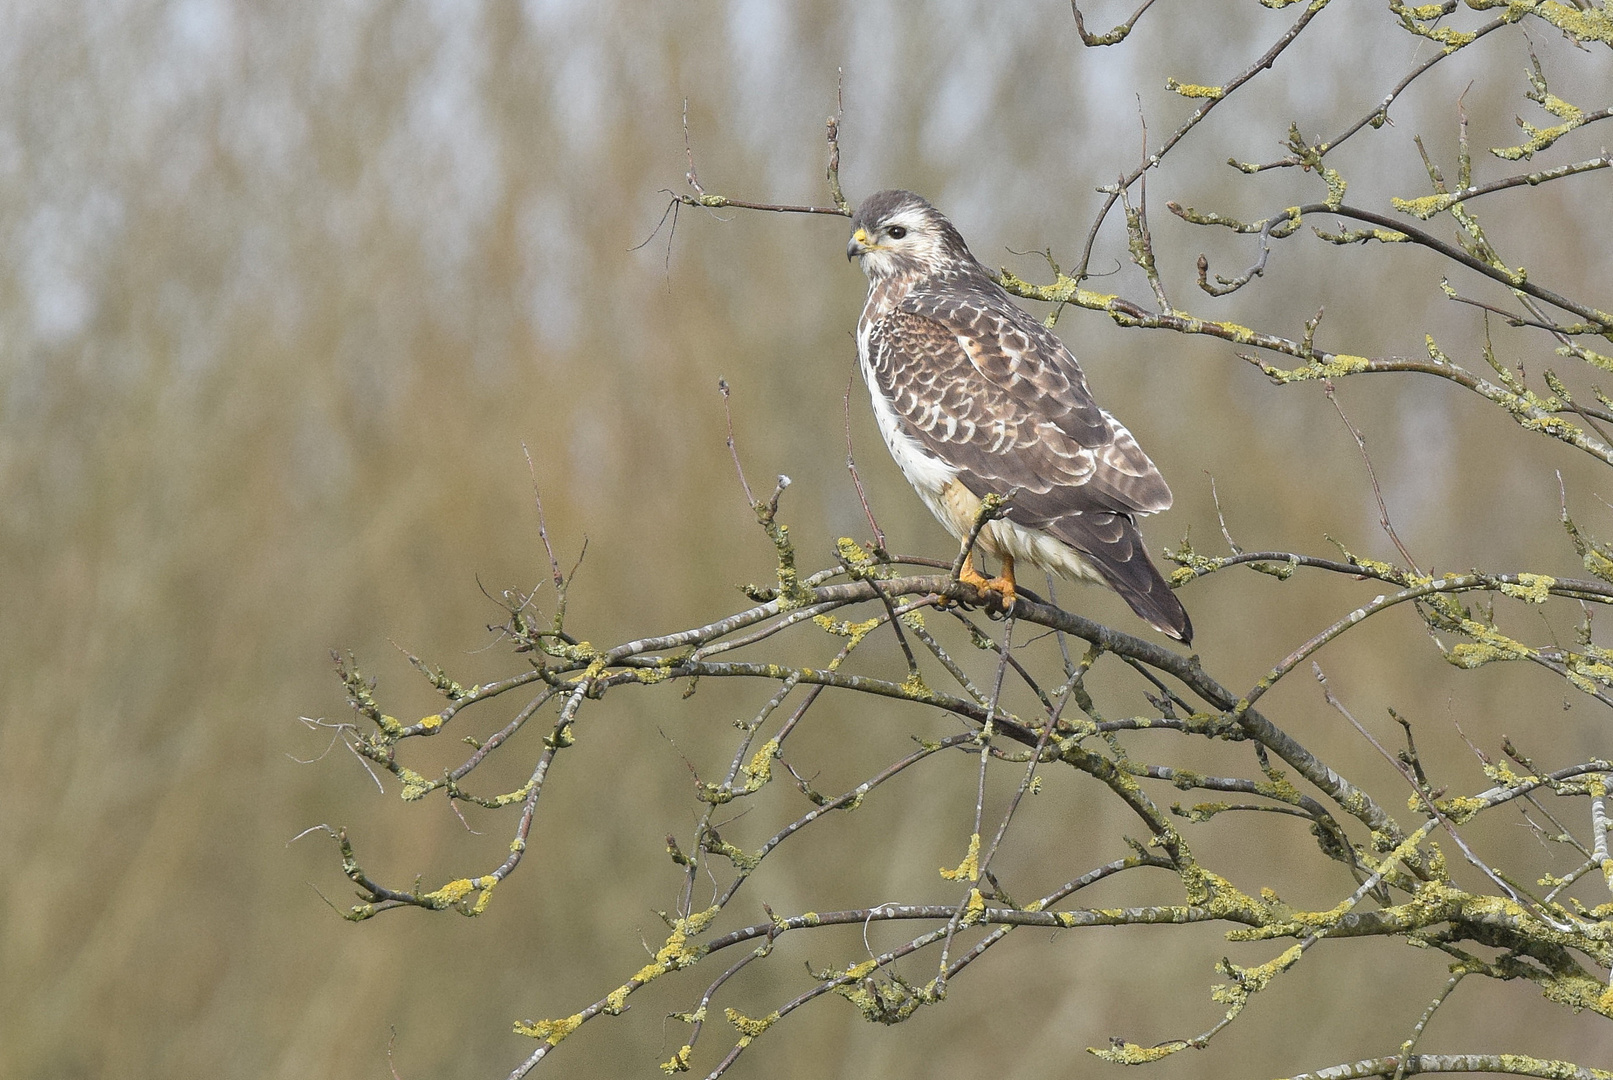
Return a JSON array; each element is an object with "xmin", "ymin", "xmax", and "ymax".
[{"xmin": 846, "ymin": 189, "xmax": 973, "ymax": 281}]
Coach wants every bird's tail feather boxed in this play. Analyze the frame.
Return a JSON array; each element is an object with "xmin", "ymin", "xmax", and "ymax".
[{"xmin": 1045, "ymin": 512, "xmax": 1193, "ymax": 644}]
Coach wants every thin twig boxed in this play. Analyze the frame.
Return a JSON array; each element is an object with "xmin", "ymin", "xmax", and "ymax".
[
  {"xmin": 718, "ymin": 379, "xmax": 756, "ymax": 507},
  {"xmin": 1324, "ymin": 380, "xmax": 1421, "ymax": 574}
]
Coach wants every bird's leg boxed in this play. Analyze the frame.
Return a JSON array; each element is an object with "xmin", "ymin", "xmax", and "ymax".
[
  {"xmin": 957, "ymin": 549, "xmax": 990, "ymax": 591},
  {"xmin": 958, "ymin": 550, "xmax": 1017, "ymax": 612},
  {"xmin": 995, "ymin": 553, "xmax": 1017, "ymax": 610}
]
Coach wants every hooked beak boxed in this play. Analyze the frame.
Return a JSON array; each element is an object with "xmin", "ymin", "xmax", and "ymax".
[{"xmin": 846, "ymin": 227, "xmax": 873, "ymax": 261}]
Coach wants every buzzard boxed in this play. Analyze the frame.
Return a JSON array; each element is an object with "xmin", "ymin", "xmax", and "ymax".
[{"xmin": 847, "ymin": 189, "xmax": 1192, "ymax": 643}]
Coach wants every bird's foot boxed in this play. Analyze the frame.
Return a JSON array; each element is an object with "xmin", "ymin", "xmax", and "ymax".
[{"xmin": 957, "ymin": 553, "xmax": 1017, "ymax": 615}]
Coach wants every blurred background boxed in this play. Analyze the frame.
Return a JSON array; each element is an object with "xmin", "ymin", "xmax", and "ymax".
[{"xmin": 3, "ymin": 1, "xmax": 1610, "ymax": 1077}]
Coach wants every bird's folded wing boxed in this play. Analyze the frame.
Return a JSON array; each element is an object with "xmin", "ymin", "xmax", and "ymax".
[{"xmin": 865, "ymin": 300, "xmax": 1172, "ymax": 522}]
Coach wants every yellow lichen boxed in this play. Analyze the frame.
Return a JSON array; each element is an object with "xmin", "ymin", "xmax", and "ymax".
[
  {"xmin": 1259, "ymin": 353, "xmax": 1372, "ymax": 384},
  {"xmin": 813, "ymin": 615, "xmax": 882, "ymax": 668},
  {"xmin": 899, "ymin": 670, "xmax": 935, "ymax": 701},
  {"xmin": 1499, "ymin": 573, "xmax": 1555, "ymax": 603},
  {"xmin": 1431, "ymin": 795, "xmax": 1485, "ymax": 824},
  {"xmin": 423, "ymin": 877, "xmax": 477, "ymax": 908},
  {"xmin": 1212, "ymin": 944, "xmax": 1304, "ymax": 1007},
  {"xmin": 835, "ymin": 537, "xmax": 884, "ymax": 577},
  {"xmin": 513, "ymin": 1012, "xmax": 584, "ymax": 1044},
  {"xmin": 939, "ymin": 833, "xmax": 982, "ymax": 881},
  {"xmin": 1446, "ymin": 641, "xmax": 1526, "ymax": 669},
  {"xmin": 1534, "ymin": 2, "xmax": 1613, "ymax": 44},
  {"xmin": 962, "ymin": 888, "xmax": 988, "ymax": 925},
  {"xmin": 469, "ymin": 877, "xmax": 497, "ymax": 915},
  {"xmin": 741, "ymin": 738, "xmax": 781, "ymax": 792},
  {"xmin": 600, "ymin": 906, "xmax": 718, "ymax": 1015},
  {"xmin": 1165, "ymin": 78, "xmax": 1223, "ymax": 99},
  {"xmin": 842, "ymin": 958, "xmax": 880, "ymax": 981},
  {"xmin": 724, "ymin": 1008, "xmax": 781, "ymax": 1038},
  {"xmin": 1088, "ymin": 1040, "xmax": 1189, "ymax": 1064},
  {"xmin": 1391, "ymin": 193, "xmax": 1455, "ymax": 219}
]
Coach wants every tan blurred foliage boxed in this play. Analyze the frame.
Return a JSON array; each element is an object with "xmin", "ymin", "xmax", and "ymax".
[{"xmin": 1, "ymin": 2, "xmax": 1610, "ymax": 1078}]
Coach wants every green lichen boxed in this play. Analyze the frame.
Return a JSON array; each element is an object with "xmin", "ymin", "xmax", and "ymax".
[
  {"xmin": 1169, "ymin": 203, "xmax": 1262, "ymax": 230},
  {"xmin": 1254, "ymin": 774, "xmax": 1302, "ymax": 804},
  {"xmin": 1180, "ymin": 866, "xmax": 1260, "ymax": 921},
  {"xmin": 1179, "ymin": 801, "xmax": 1232, "ymax": 823},
  {"xmin": 398, "ymin": 767, "xmax": 437, "ymax": 801},
  {"xmin": 1535, "ymin": 966, "xmax": 1613, "ymax": 1019},
  {"xmin": 1562, "ymin": 513, "xmax": 1613, "ymax": 584},
  {"xmin": 1558, "ymin": 342, "xmax": 1613, "ymax": 372},
  {"xmin": 836, "ymin": 969, "xmax": 934, "ymax": 1025},
  {"xmin": 1314, "ymin": 223, "xmax": 1410, "ymax": 244},
  {"xmin": 705, "ymin": 834, "xmax": 761, "ymax": 871},
  {"xmin": 763, "ymin": 519, "xmax": 815, "ymax": 611},
  {"xmin": 1166, "ymin": 540, "xmax": 1228, "ymax": 582},
  {"xmin": 1493, "ymin": 1055, "xmax": 1613, "ymax": 1080}
]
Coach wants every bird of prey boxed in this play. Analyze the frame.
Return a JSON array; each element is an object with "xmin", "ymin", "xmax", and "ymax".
[{"xmin": 846, "ymin": 189, "xmax": 1192, "ymax": 643}]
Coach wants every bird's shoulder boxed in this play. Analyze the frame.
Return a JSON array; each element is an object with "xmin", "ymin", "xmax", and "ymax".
[
  {"xmin": 899, "ymin": 271, "xmax": 1071, "ymax": 362},
  {"xmin": 865, "ymin": 269, "xmax": 1108, "ymax": 445}
]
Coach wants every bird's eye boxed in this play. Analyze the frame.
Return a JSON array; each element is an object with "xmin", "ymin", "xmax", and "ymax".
[{"xmin": 886, "ymin": 225, "xmax": 908, "ymax": 239}]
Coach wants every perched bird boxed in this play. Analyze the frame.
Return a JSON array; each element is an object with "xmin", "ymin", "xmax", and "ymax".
[{"xmin": 846, "ymin": 189, "xmax": 1191, "ymax": 643}]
